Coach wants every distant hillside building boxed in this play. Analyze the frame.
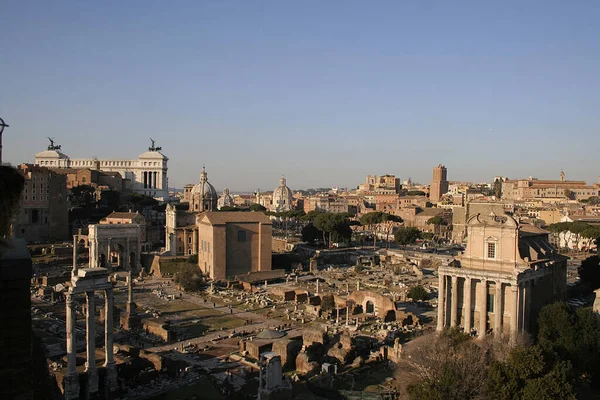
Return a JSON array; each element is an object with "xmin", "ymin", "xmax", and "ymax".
[
  {"xmin": 429, "ymin": 164, "xmax": 449, "ymax": 204},
  {"xmin": 358, "ymin": 174, "xmax": 401, "ymax": 194},
  {"xmin": 197, "ymin": 212, "xmax": 272, "ymax": 280},
  {"xmin": 501, "ymin": 171, "xmax": 599, "ymax": 201},
  {"xmin": 437, "ymin": 209, "xmax": 567, "ymax": 339},
  {"xmin": 34, "ymin": 138, "xmax": 169, "ymax": 199},
  {"xmin": 11, "ymin": 164, "xmax": 69, "ymax": 242}
]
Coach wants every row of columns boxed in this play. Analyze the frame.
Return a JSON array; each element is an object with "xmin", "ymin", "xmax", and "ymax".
[
  {"xmin": 65, "ymin": 289, "xmax": 116, "ymax": 399},
  {"xmin": 143, "ymin": 171, "xmax": 161, "ymax": 189},
  {"xmin": 437, "ymin": 274, "xmax": 531, "ymax": 339}
]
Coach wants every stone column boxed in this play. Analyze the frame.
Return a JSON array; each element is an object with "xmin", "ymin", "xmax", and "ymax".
[
  {"xmin": 64, "ymin": 292, "xmax": 80, "ymax": 400},
  {"xmin": 192, "ymin": 230, "xmax": 198, "ymax": 255},
  {"xmin": 478, "ymin": 280, "xmax": 487, "ymax": 338},
  {"xmin": 524, "ymin": 280, "xmax": 532, "ymax": 332},
  {"xmin": 183, "ymin": 229, "xmax": 188, "ymax": 256},
  {"xmin": 72, "ymin": 235, "xmax": 79, "ymax": 275},
  {"xmin": 85, "ymin": 291, "xmax": 98, "ymax": 395},
  {"xmin": 436, "ymin": 273, "xmax": 445, "ymax": 331},
  {"xmin": 104, "ymin": 289, "xmax": 117, "ymax": 391},
  {"xmin": 464, "ymin": 277, "xmax": 472, "ymax": 332},
  {"xmin": 450, "ymin": 276, "xmax": 458, "ymax": 327},
  {"xmin": 510, "ymin": 284, "xmax": 519, "ymax": 341},
  {"xmin": 106, "ymin": 238, "xmax": 111, "ymax": 269},
  {"xmin": 494, "ymin": 282, "xmax": 503, "ymax": 335}
]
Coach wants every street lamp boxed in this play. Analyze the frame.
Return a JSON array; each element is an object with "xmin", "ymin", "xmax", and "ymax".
[{"xmin": 0, "ymin": 117, "xmax": 9, "ymax": 164}]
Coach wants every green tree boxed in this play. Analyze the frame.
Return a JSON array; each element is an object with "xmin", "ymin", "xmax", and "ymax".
[
  {"xmin": 485, "ymin": 345, "xmax": 573, "ymax": 400},
  {"xmin": 249, "ymin": 203, "xmax": 267, "ymax": 212},
  {"xmin": 175, "ymin": 264, "xmax": 204, "ymax": 291},
  {"xmin": 426, "ymin": 215, "xmax": 448, "ymax": 243},
  {"xmin": 407, "ymin": 190, "xmax": 427, "ymax": 196},
  {"xmin": 187, "ymin": 254, "xmax": 198, "ymax": 264},
  {"xmin": 218, "ymin": 206, "xmax": 240, "ymax": 211},
  {"xmin": 395, "ymin": 227, "xmax": 422, "ymax": 245},
  {"xmin": 69, "ymin": 185, "xmax": 96, "ymax": 208},
  {"xmin": 360, "ymin": 212, "xmax": 401, "ymax": 249},
  {"xmin": 314, "ymin": 212, "xmax": 352, "ymax": 246},
  {"xmin": 536, "ymin": 302, "xmax": 600, "ymax": 388},
  {"xmin": 408, "ymin": 285, "xmax": 428, "ymax": 301},
  {"xmin": 578, "ymin": 255, "xmax": 600, "ymax": 290},
  {"xmin": 128, "ymin": 193, "xmax": 159, "ymax": 211},
  {"xmin": 564, "ymin": 189, "xmax": 575, "ymax": 200},
  {"xmin": 301, "ymin": 223, "xmax": 322, "ymax": 245},
  {"xmin": 493, "ymin": 179, "xmax": 503, "ymax": 199}
]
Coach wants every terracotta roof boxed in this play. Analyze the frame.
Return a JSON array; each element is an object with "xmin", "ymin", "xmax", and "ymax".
[
  {"xmin": 105, "ymin": 212, "xmax": 143, "ymax": 219},
  {"xmin": 519, "ymin": 224, "xmax": 548, "ymax": 237},
  {"xmin": 416, "ymin": 208, "xmax": 447, "ymax": 217},
  {"xmin": 200, "ymin": 211, "xmax": 272, "ymax": 225}
]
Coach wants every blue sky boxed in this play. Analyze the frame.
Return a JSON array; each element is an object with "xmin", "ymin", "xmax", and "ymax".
[{"xmin": 1, "ymin": 1, "xmax": 599, "ymax": 191}]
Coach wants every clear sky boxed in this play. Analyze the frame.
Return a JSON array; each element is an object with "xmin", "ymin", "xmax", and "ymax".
[{"xmin": 1, "ymin": 1, "xmax": 599, "ymax": 191}]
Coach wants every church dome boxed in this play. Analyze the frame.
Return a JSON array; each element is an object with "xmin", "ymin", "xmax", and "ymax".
[
  {"xmin": 272, "ymin": 176, "xmax": 293, "ymax": 212},
  {"xmin": 217, "ymin": 188, "xmax": 235, "ymax": 209},
  {"xmin": 190, "ymin": 166, "xmax": 218, "ymax": 212}
]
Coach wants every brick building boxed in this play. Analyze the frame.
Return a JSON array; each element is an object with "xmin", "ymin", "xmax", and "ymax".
[
  {"xmin": 11, "ymin": 164, "xmax": 68, "ymax": 243},
  {"xmin": 197, "ymin": 212, "xmax": 272, "ymax": 280}
]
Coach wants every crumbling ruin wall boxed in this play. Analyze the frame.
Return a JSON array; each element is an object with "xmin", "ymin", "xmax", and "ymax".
[
  {"xmin": 272, "ymin": 338, "xmax": 302, "ymax": 369},
  {"xmin": 142, "ymin": 318, "xmax": 172, "ymax": 341},
  {"xmin": 348, "ymin": 290, "xmax": 396, "ymax": 319},
  {"xmin": 302, "ymin": 328, "xmax": 327, "ymax": 347}
]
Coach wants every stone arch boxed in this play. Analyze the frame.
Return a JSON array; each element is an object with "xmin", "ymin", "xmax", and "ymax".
[
  {"xmin": 99, "ymin": 253, "xmax": 106, "ymax": 268},
  {"xmin": 366, "ymin": 300, "xmax": 375, "ymax": 314}
]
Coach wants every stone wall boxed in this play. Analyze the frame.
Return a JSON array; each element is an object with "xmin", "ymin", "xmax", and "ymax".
[{"xmin": 0, "ymin": 239, "xmax": 33, "ymax": 400}]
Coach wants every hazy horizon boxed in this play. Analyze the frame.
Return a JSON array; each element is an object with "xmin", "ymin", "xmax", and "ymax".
[{"xmin": 2, "ymin": 1, "xmax": 599, "ymax": 191}]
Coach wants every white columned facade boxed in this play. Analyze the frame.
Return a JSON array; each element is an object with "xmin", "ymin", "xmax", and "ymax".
[
  {"xmin": 85, "ymin": 291, "xmax": 98, "ymax": 395},
  {"xmin": 510, "ymin": 285, "xmax": 519, "ymax": 341},
  {"xmin": 450, "ymin": 276, "xmax": 458, "ymax": 327},
  {"xmin": 464, "ymin": 277, "xmax": 472, "ymax": 332},
  {"xmin": 104, "ymin": 289, "xmax": 117, "ymax": 391},
  {"xmin": 64, "ymin": 293, "xmax": 80, "ymax": 399},
  {"xmin": 437, "ymin": 273, "xmax": 445, "ymax": 331},
  {"xmin": 478, "ymin": 280, "xmax": 487, "ymax": 338},
  {"xmin": 494, "ymin": 282, "xmax": 503, "ymax": 335}
]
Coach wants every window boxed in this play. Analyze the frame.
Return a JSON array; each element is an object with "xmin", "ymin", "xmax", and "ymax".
[
  {"xmin": 238, "ymin": 230, "xmax": 246, "ymax": 242},
  {"xmin": 487, "ymin": 293, "xmax": 495, "ymax": 313},
  {"xmin": 32, "ymin": 196, "xmax": 36, "ymax": 201},
  {"xmin": 487, "ymin": 242, "xmax": 496, "ymax": 259},
  {"xmin": 188, "ymin": 236, "xmax": 192, "ymax": 244}
]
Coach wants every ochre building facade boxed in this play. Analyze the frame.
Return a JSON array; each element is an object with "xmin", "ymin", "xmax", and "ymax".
[{"xmin": 437, "ymin": 209, "xmax": 567, "ymax": 340}]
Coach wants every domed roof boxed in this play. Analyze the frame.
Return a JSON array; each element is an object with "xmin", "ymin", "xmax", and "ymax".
[
  {"xmin": 191, "ymin": 166, "xmax": 217, "ymax": 199},
  {"xmin": 35, "ymin": 149, "xmax": 69, "ymax": 159},
  {"xmin": 256, "ymin": 329, "xmax": 286, "ymax": 339},
  {"xmin": 218, "ymin": 188, "xmax": 235, "ymax": 209},
  {"xmin": 273, "ymin": 176, "xmax": 293, "ymax": 198}
]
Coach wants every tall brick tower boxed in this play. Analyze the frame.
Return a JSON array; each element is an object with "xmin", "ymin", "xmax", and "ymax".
[{"xmin": 430, "ymin": 164, "xmax": 449, "ymax": 203}]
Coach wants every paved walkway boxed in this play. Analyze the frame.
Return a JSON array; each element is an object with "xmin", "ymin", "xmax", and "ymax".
[{"xmin": 139, "ymin": 279, "xmax": 303, "ymax": 353}]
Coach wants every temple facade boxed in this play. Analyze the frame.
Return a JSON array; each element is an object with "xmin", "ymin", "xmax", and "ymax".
[
  {"xmin": 437, "ymin": 208, "xmax": 567, "ymax": 339},
  {"xmin": 34, "ymin": 138, "xmax": 169, "ymax": 199}
]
